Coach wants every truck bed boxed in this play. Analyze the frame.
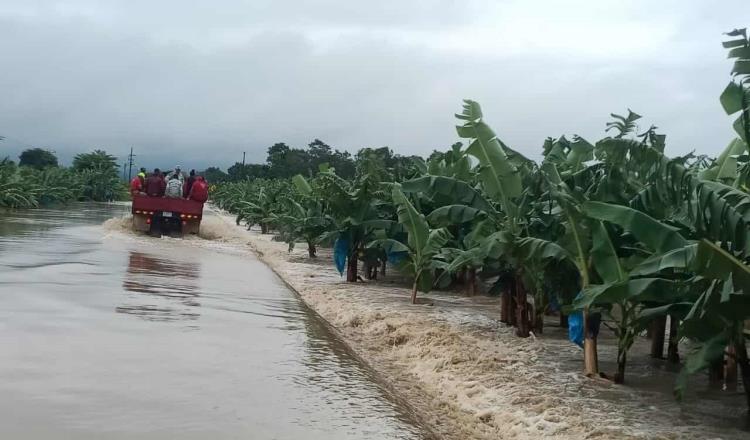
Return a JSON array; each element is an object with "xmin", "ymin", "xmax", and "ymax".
[{"xmin": 131, "ymin": 195, "xmax": 204, "ymax": 216}]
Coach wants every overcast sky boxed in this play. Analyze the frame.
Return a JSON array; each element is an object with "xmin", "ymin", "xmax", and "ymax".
[{"xmin": 0, "ymin": 1, "xmax": 744, "ymax": 170}]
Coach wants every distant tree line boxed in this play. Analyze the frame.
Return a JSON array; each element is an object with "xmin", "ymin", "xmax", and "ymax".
[
  {"xmin": 202, "ymin": 139, "xmax": 425, "ymax": 183},
  {"xmin": 1, "ymin": 147, "xmax": 126, "ymax": 207}
]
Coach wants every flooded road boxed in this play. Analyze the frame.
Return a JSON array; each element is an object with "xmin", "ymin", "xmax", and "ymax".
[{"xmin": 0, "ymin": 204, "xmax": 426, "ymax": 439}]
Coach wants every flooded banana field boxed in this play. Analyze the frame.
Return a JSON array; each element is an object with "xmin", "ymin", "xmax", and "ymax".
[{"xmin": 0, "ymin": 203, "xmax": 427, "ymax": 439}]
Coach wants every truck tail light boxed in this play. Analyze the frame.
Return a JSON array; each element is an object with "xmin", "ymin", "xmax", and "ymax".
[
  {"xmin": 182, "ymin": 221, "xmax": 187, "ymax": 225},
  {"xmin": 146, "ymin": 218, "xmax": 151, "ymax": 225}
]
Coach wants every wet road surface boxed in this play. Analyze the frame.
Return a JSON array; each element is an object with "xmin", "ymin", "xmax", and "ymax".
[{"xmin": 0, "ymin": 204, "xmax": 426, "ymax": 439}]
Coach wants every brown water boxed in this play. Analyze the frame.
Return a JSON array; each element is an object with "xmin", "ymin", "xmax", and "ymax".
[{"xmin": 0, "ymin": 204, "xmax": 427, "ymax": 439}]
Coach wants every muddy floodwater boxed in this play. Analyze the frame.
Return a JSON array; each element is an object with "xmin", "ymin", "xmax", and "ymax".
[{"xmin": 0, "ymin": 204, "xmax": 427, "ymax": 439}]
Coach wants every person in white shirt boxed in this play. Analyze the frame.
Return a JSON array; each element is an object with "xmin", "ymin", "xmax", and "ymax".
[
  {"xmin": 167, "ymin": 165, "xmax": 185, "ymax": 182},
  {"xmin": 165, "ymin": 175, "xmax": 183, "ymax": 198}
]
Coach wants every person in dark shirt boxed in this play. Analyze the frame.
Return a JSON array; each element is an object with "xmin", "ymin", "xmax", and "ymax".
[
  {"xmin": 145, "ymin": 168, "xmax": 166, "ymax": 197},
  {"xmin": 184, "ymin": 169, "xmax": 197, "ymax": 198}
]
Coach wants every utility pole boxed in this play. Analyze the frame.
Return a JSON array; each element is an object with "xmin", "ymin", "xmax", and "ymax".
[
  {"xmin": 242, "ymin": 151, "xmax": 246, "ymax": 166},
  {"xmin": 122, "ymin": 162, "xmax": 127, "ymax": 181},
  {"xmin": 126, "ymin": 147, "xmax": 135, "ymax": 181}
]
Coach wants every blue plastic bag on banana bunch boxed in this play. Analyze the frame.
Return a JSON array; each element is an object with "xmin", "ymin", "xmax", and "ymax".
[
  {"xmin": 568, "ymin": 292, "xmax": 601, "ymax": 348},
  {"xmin": 333, "ymin": 236, "xmax": 349, "ymax": 276}
]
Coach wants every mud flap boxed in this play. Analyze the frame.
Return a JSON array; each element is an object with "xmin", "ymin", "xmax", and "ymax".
[{"xmin": 132, "ymin": 215, "xmax": 149, "ymax": 232}]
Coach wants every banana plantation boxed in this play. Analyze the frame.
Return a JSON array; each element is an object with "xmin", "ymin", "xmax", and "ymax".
[
  {"xmin": 213, "ymin": 32, "xmax": 750, "ymax": 410},
  {"xmin": 0, "ymin": 152, "xmax": 126, "ymax": 208}
]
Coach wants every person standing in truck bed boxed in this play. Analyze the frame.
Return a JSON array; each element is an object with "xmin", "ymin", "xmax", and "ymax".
[
  {"xmin": 165, "ymin": 175, "xmax": 183, "ymax": 198},
  {"xmin": 129, "ymin": 172, "xmax": 145, "ymax": 197},
  {"xmin": 145, "ymin": 168, "xmax": 166, "ymax": 197},
  {"xmin": 183, "ymin": 169, "xmax": 196, "ymax": 198},
  {"xmin": 188, "ymin": 176, "xmax": 208, "ymax": 203}
]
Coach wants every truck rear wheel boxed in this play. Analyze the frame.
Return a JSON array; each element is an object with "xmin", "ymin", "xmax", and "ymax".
[{"xmin": 149, "ymin": 215, "xmax": 182, "ymax": 237}]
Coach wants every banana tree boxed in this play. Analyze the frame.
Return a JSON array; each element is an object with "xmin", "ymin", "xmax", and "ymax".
[
  {"xmin": 371, "ymin": 186, "xmax": 451, "ymax": 304},
  {"xmin": 317, "ymin": 168, "xmax": 395, "ymax": 282},
  {"xmin": 267, "ymin": 175, "xmax": 332, "ymax": 257},
  {"xmin": 572, "ymin": 202, "xmax": 689, "ymax": 383},
  {"xmin": 678, "ymin": 243, "xmax": 750, "ymax": 409},
  {"xmin": 213, "ymin": 179, "xmax": 289, "ymax": 234},
  {"xmin": 540, "ymin": 161, "xmax": 601, "ymax": 375},
  {"xmin": 453, "ymin": 99, "xmax": 540, "ymax": 334},
  {"xmin": 424, "ymin": 142, "xmax": 475, "ymax": 181},
  {"xmin": 0, "ymin": 161, "xmax": 40, "ymax": 208},
  {"xmin": 589, "ymin": 126, "xmax": 750, "ymax": 398},
  {"xmin": 401, "ymin": 173, "xmax": 497, "ymax": 296}
]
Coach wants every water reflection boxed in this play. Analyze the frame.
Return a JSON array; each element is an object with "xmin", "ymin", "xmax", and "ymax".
[{"xmin": 117, "ymin": 251, "xmax": 202, "ymax": 322}]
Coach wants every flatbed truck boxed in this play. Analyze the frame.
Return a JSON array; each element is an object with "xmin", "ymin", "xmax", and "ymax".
[{"xmin": 131, "ymin": 195, "xmax": 204, "ymax": 236}]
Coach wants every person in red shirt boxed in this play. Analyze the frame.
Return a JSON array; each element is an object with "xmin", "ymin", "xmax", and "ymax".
[
  {"xmin": 183, "ymin": 169, "xmax": 197, "ymax": 198},
  {"xmin": 129, "ymin": 172, "xmax": 145, "ymax": 197},
  {"xmin": 188, "ymin": 176, "xmax": 208, "ymax": 203},
  {"xmin": 145, "ymin": 168, "xmax": 166, "ymax": 197}
]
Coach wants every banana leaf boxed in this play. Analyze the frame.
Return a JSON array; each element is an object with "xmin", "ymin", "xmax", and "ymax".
[
  {"xmin": 573, "ymin": 278, "xmax": 679, "ymax": 310},
  {"xmin": 456, "ymin": 99, "xmax": 523, "ymax": 201},
  {"xmin": 630, "ymin": 244, "xmax": 698, "ymax": 276},
  {"xmin": 392, "ymin": 186, "xmax": 428, "ymax": 259},
  {"xmin": 292, "ymin": 174, "xmax": 313, "ymax": 195},
  {"xmin": 693, "ymin": 239, "xmax": 750, "ymax": 292},
  {"xmin": 590, "ymin": 221, "xmax": 627, "ymax": 284},
  {"xmin": 584, "ymin": 201, "xmax": 687, "ymax": 253},
  {"xmin": 401, "ymin": 175, "xmax": 495, "ymax": 214},
  {"xmin": 426, "ymin": 205, "xmax": 485, "ymax": 227}
]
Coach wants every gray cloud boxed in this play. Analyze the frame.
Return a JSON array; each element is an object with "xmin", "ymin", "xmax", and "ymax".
[{"xmin": 0, "ymin": 1, "xmax": 744, "ymax": 170}]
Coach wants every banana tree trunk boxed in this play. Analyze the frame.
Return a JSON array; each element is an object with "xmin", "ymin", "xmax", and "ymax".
[
  {"xmin": 381, "ymin": 259, "xmax": 386, "ymax": 277},
  {"xmin": 509, "ymin": 290, "xmax": 518, "ymax": 327},
  {"xmin": 583, "ymin": 310, "xmax": 599, "ymax": 377},
  {"xmin": 500, "ymin": 291, "xmax": 510, "ymax": 324},
  {"xmin": 667, "ymin": 315, "xmax": 680, "ymax": 363},
  {"xmin": 346, "ymin": 252, "xmax": 358, "ymax": 282},
  {"xmin": 709, "ymin": 359, "xmax": 724, "ymax": 388},
  {"xmin": 650, "ymin": 316, "xmax": 667, "ymax": 359},
  {"xmin": 615, "ymin": 350, "xmax": 627, "ymax": 384},
  {"xmin": 515, "ymin": 272, "xmax": 530, "ymax": 338},
  {"xmin": 307, "ymin": 241, "xmax": 317, "ymax": 258},
  {"xmin": 365, "ymin": 261, "xmax": 378, "ymax": 280},
  {"xmin": 260, "ymin": 223, "xmax": 269, "ymax": 234},
  {"xmin": 411, "ymin": 280, "xmax": 418, "ymax": 305},
  {"xmin": 533, "ymin": 296, "xmax": 544, "ymax": 335},
  {"xmin": 735, "ymin": 337, "xmax": 750, "ymax": 414},
  {"xmin": 725, "ymin": 344, "xmax": 737, "ymax": 391},
  {"xmin": 465, "ymin": 267, "xmax": 477, "ymax": 296}
]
